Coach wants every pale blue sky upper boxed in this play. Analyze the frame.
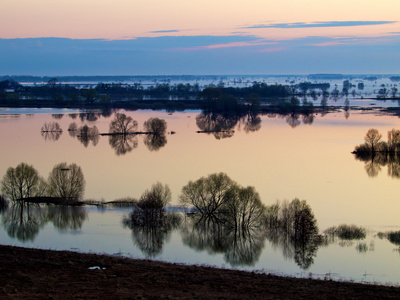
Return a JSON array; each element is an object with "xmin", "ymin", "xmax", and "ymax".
[{"xmin": 1, "ymin": 0, "xmax": 399, "ymax": 75}]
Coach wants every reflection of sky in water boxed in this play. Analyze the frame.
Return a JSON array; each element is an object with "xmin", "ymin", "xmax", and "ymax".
[
  {"xmin": 1, "ymin": 206, "xmax": 400, "ymax": 285},
  {"xmin": 0, "ymin": 108, "xmax": 93, "ymax": 115},
  {"xmin": 1, "ymin": 109, "xmax": 400, "ymax": 285}
]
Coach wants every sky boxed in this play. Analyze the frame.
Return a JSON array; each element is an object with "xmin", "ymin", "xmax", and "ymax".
[{"xmin": 1, "ymin": 0, "xmax": 399, "ymax": 75}]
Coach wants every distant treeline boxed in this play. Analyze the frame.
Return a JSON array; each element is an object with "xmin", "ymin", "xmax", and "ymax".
[{"xmin": 0, "ymin": 78, "xmax": 295, "ymax": 106}]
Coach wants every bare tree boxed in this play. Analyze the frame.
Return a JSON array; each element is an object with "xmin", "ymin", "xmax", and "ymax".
[
  {"xmin": 1, "ymin": 163, "xmax": 44, "ymax": 201},
  {"xmin": 364, "ymin": 128, "xmax": 382, "ymax": 152},
  {"xmin": 180, "ymin": 173, "xmax": 236, "ymax": 219},
  {"xmin": 41, "ymin": 122, "xmax": 62, "ymax": 133},
  {"xmin": 109, "ymin": 113, "xmax": 138, "ymax": 134},
  {"xmin": 68, "ymin": 122, "xmax": 78, "ymax": 138},
  {"xmin": 77, "ymin": 125, "xmax": 100, "ymax": 147},
  {"xmin": 41, "ymin": 122, "xmax": 63, "ymax": 141},
  {"xmin": 387, "ymin": 129, "xmax": 400, "ymax": 152},
  {"xmin": 143, "ymin": 118, "xmax": 167, "ymax": 135},
  {"xmin": 47, "ymin": 162, "xmax": 85, "ymax": 201}
]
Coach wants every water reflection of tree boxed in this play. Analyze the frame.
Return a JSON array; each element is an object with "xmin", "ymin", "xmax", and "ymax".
[
  {"xmin": 47, "ymin": 206, "xmax": 87, "ymax": 231},
  {"xmin": 354, "ymin": 152, "xmax": 400, "ymax": 178},
  {"xmin": 1, "ymin": 203, "xmax": 47, "ymax": 242},
  {"xmin": 180, "ymin": 173, "xmax": 267, "ymax": 266},
  {"xmin": 181, "ymin": 216, "xmax": 266, "ymax": 267},
  {"xmin": 109, "ymin": 134, "xmax": 138, "ymax": 155},
  {"xmin": 144, "ymin": 134, "xmax": 167, "ymax": 151},
  {"xmin": 265, "ymin": 199, "xmax": 321, "ymax": 270},
  {"xmin": 41, "ymin": 122, "xmax": 63, "ymax": 141},
  {"xmin": 286, "ymin": 113, "xmax": 301, "ymax": 128},
  {"xmin": 196, "ymin": 113, "xmax": 237, "ymax": 139},
  {"xmin": 240, "ymin": 114, "xmax": 261, "ymax": 133},
  {"xmin": 124, "ymin": 213, "xmax": 182, "ymax": 258},
  {"xmin": 1, "ymin": 203, "xmax": 88, "ymax": 241},
  {"xmin": 143, "ymin": 118, "xmax": 168, "ymax": 151},
  {"xmin": 76, "ymin": 125, "xmax": 100, "ymax": 147}
]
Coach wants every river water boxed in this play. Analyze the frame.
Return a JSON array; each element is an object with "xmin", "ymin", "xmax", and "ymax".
[{"xmin": 1, "ymin": 108, "xmax": 400, "ymax": 285}]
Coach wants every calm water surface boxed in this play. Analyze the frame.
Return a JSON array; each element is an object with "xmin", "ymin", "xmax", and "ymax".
[{"xmin": 1, "ymin": 108, "xmax": 400, "ymax": 285}]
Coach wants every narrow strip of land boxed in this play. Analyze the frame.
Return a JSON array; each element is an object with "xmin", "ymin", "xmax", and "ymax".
[{"xmin": 1, "ymin": 245, "xmax": 399, "ymax": 299}]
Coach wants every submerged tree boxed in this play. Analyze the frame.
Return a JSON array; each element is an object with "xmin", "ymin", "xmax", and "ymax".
[
  {"xmin": 143, "ymin": 118, "xmax": 168, "ymax": 151},
  {"xmin": 47, "ymin": 162, "xmax": 85, "ymax": 201},
  {"xmin": 123, "ymin": 182, "xmax": 180, "ymax": 258},
  {"xmin": 109, "ymin": 113, "xmax": 138, "ymax": 134},
  {"xmin": 264, "ymin": 198, "xmax": 320, "ymax": 269},
  {"xmin": 41, "ymin": 122, "xmax": 63, "ymax": 141},
  {"xmin": 364, "ymin": 128, "xmax": 382, "ymax": 153},
  {"xmin": 180, "ymin": 173, "xmax": 235, "ymax": 220},
  {"xmin": 143, "ymin": 118, "xmax": 167, "ymax": 135},
  {"xmin": 68, "ymin": 122, "xmax": 78, "ymax": 138},
  {"xmin": 77, "ymin": 124, "xmax": 100, "ymax": 147},
  {"xmin": 129, "ymin": 182, "xmax": 172, "ymax": 226},
  {"xmin": 41, "ymin": 122, "xmax": 62, "ymax": 133},
  {"xmin": 1, "ymin": 163, "xmax": 45, "ymax": 201},
  {"xmin": 196, "ymin": 113, "xmax": 237, "ymax": 139}
]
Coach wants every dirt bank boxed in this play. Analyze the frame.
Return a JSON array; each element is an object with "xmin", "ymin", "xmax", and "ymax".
[{"xmin": 1, "ymin": 245, "xmax": 399, "ymax": 299}]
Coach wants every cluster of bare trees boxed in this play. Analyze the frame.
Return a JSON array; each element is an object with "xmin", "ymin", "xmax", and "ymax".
[
  {"xmin": 353, "ymin": 128, "xmax": 400, "ymax": 178},
  {"xmin": 180, "ymin": 173, "xmax": 266, "ymax": 229},
  {"xmin": 41, "ymin": 122, "xmax": 63, "ymax": 141},
  {"xmin": 43, "ymin": 113, "xmax": 169, "ymax": 154},
  {"xmin": 1, "ymin": 162, "xmax": 85, "ymax": 203},
  {"xmin": 68, "ymin": 123, "xmax": 100, "ymax": 147},
  {"xmin": 354, "ymin": 128, "xmax": 400, "ymax": 154}
]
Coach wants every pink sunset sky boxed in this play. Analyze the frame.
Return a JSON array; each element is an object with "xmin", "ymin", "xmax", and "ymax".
[{"xmin": 1, "ymin": 0, "xmax": 399, "ymax": 75}]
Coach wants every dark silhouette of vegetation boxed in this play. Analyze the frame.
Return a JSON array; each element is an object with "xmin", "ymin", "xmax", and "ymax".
[
  {"xmin": 109, "ymin": 113, "xmax": 138, "ymax": 135},
  {"xmin": 264, "ymin": 199, "xmax": 321, "ymax": 269},
  {"xmin": 0, "ymin": 195, "xmax": 8, "ymax": 211},
  {"xmin": 180, "ymin": 173, "xmax": 267, "ymax": 232},
  {"xmin": 127, "ymin": 183, "xmax": 171, "ymax": 226},
  {"xmin": 123, "ymin": 182, "xmax": 182, "ymax": 257},
  {"xmin": 143, "ymin": 118, "xmax": 167, "ymax": 135},
  {"xmin": 1, "ymin": 163, "xmax": 46, "ymax": 202},
  {"xmin": 47, "ymin": 162, "xmax": 85, "ymax": 201},
  {"xmin": 76, "ymin": 125, "xmax": 100, "ymax": 147},
  {"xmin": 353, "ymin": 128, "xmax": 400, "ymax": 178},
  {"xmin": 41, "ymin": 122, "xmax": 63, "ymax": 141},
  {"xmin": 143, "ymin": 118, "xmax": 168, "ymax": 151},
  {"xmin": 196, "ymin": 113, "xmax": 237, "ymax": 139},
  {"xmin": 324, "ymin": 224, "xmax": 366, "ymax": 240}
]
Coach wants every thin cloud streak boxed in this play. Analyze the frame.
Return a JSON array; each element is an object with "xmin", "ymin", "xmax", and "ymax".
[
  {"xmin": 175, "ymin": 40, "xmax": 276, "ymax": 51},
  {"xmin": 148, "ymin": 30, "xmax": 180, "ymax": 33},
  {"xmin": 245, "ymin": 21, "xmax": 397, "ymax": 29}
]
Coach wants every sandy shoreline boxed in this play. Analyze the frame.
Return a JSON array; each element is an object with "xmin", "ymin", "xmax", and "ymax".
[{"xmin": 1, "ymin": 245, "xmax": 399, "ymax": 299}]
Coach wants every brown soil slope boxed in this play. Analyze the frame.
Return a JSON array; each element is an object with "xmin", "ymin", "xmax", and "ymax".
[{"xmin": 0, "ymin": 245, "xmax": 399, "ymax": 299}]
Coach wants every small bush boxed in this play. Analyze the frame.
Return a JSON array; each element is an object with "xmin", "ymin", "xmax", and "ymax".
[
  {"xmin": 387, "ymin": 231, "xmax": 400, "ymax": 245},
  {"xmin": 324, "ymin": 224, "xmax": 366, "ymax": 240}
]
